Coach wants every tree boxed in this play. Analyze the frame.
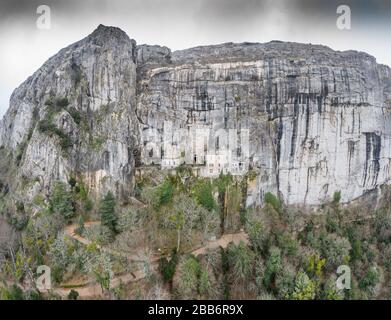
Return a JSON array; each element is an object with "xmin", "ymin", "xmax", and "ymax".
[
  {"xmin": 99, "ymin": 192, "xmax": 118, "ymax": 234},
  {"xmin": 333, "ymin": 191, "xmax": 342, "ymax": 204},
  {"xmin": 245, "ymin": 208, "xmax": 268, "ymax": 253},
  {"xmin": 227, "ymin": 242, "xmax": 255, "ymax": 282},
  {"xmin": 0, "ymin": 284, "xmax": 24, "ymax": 300},
  {"xmin": 159, "ymin": 249, "xmax": 179, "ymax": 283},
  {"xmin": 264, "ymin": 192, "xmax": 282, "ymax": 214},
  {"xmin": 163, "ymin": 194, "xmax": 213, "ymax": 252},
  {"xmin": 158, "ymin": 178, "xmax": 174, "ymax": 206},
  {"xmin": 173, "ymin": 255, "xmax": 201, "ymax": 299},
  {"xmin": 359, "ymin": 266, "xmax": 380, "ymax": 296},
  {"xmin": 194, "ymin": 180, "xmax": 217, "ymax": 212},
  {"xmin": 48, "ymin": 233, "xmax": 73, "ymax": 283},
  {"xmin": 68, "ymin": 289, "xmax": 79, "ymax": 300},
  {"xmin": 275, "ymin": 263, "xmax": 296, "ymax": 299},
  {"xmin": 291, "ymin": 271, "xmax": 316, "ymax": 300},
  {"xmin": 263, "ymin": 246, "xmax": 282, "ymax": 288},
  {"xmin": 49, "ymin": 181, "xmax": 75, "ymax": 221},
  {"xmin": 323, "ymin": 275, "xmax": 344, "ymax": 300},
  {"xmin": 84, "ymin": 251, "xmax": 114, "ymax": 295},
  {"xmin": 321, "ymin": 233, "xmax": 351, "ymax": 269},
  {"xmin": 170, "ymin": 209, "xmax": 185, "ymax": 253},
  {"xmin": 199, "ymin": 269, "xmax": 213, "ymax": 298}
]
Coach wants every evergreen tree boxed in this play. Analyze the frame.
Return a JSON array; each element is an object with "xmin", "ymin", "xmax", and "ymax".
[
  {"xmin": 99, "ymin": 192, "xmax": 117, "ymax": 234},
  {"xmin": 49, "ymin": 181, "xmax": 75, "ymax": 221},
  {"xmin": 291, "ymin": 271, "xmax": 316, "ymax": 300}
]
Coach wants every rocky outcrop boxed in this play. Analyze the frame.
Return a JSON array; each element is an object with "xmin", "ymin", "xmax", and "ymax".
[
  {"xmin": 0, "ymin": 25, "xmax": 138, "ymax": 202},
  {"xmin": 0, "ymin": 25, "xmax": 390, "ymax": 207},
  {"xmin": 137, "ymin": 41, "xmax": 391, "ymax": 206}
]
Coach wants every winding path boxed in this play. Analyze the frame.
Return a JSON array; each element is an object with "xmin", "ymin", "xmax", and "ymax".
[{"xmin": 56, "ymin": 222, "xmax": 249, "ymax": 298}]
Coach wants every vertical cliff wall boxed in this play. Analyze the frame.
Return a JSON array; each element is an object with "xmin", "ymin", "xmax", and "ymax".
[
  {"xmin": 0, "ymin": 26, "xmax": 390, "ymax": 207},
  {"xmin": 0, "ymin": 25, "xmax": 138, "ymax": 203},
  {"xmin": 136, "ymin": 42, "xmax": 391, "ymax": 206}
]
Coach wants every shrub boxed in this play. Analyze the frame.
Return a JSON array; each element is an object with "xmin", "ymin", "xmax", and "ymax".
[
  {"xmin": 227, "ymin": 241, "xmax": 255, "ymax": 282},
  {"xmin": 199, "ymin": 269, "xmax": 213, "ymax": 297},
  {"xmin": 15, "ymin": 201, "xmax": 24, "ymax": 212},
  {"xmin": 68, "ymin": 107, "xmax": 81, "ymax": 124},
  {"xmin": 157, "ymin": 178, "xmax": 174, "ymax": 207},
  {"xmin": 159, "ymin": 249, "xmax": 179, "ymax": 283},
  {"xmin": 56, "ymin": 97, "xmax": 69, "ymax": 108},
  {"xmin": 277, "ymin": 232, "xmax": 299, "ymax": 258},
  {"xmin": 320, "ymin": 233, "xmax": 351, "ymax": 269},
  {"xmin": 275, "ymin": 263, "xmax": 296, "ymax": 299},
  {"xmin": 38, "ymin": 120, "xmax": 72, "ymax": 151},
  {"xmin": 246, "ymin": 219, "xmax": 266, "ymax": 253},
  {"xmin": 264, "ymin": 192, "xmax": 282, "ymax": 213},
  {"xmin": 214, "ymin": 172, "xmax": 233, "ymax": 197},
  {"xmin": 68, "ymin": 177, "xmax": 77, "ymax": 188},
  {"xmin": 38, "ymin": 120, "xmax": 56, "ymax": 133},
  {"xmin": 323, "ymin": 275, "xmax": 344, "ymax": 300},
  {"xmin": 194, "ymin": 180, "xmax": 217, "ymax": 211},
  {"xmin": 291, "ymin": 271, "xmax": 316, "ymax": 300},
  {"xmin": 333, "ymin": 191, "xmax": 341, "ymax": 204},
  {"xmin": 174, "ymin": 255, "xmax": 201, "ymax": 299},
  {"xmin": 263, "ymin": 246, "xmax": 282, "ymax": 288},
  {"xmin": 83, "ymin": 198, "xmax": 93, "ymax": 212},
  {"xmin": 91, "ymin": 137, "xmax": 105, "ymax": 151},
  {"xmin": 68, "ymin": 290, "xmax": 79, "ymax": 300},
  {"xmin": 9, "ymin": 215, "xmax": 29, "ymax": 231},
  {"xmin": 0, "ymin": 284, "xmax": 24, "ymax": 300},
  {"xmin": 359, "ymin": 266, "xmax": 380, "ymax": 294},
  {"xmin": 45, "ymin": 97, "xmax": 54, "ymax": 107}
]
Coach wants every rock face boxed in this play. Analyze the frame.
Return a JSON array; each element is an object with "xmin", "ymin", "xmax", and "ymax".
[
  {"xmin": 0, "ymin": 25, "xmax": 138, "ymax": 202},
  {"xmin": 0, "ymin": 25, "xmax": 390, "ymax": 207}
]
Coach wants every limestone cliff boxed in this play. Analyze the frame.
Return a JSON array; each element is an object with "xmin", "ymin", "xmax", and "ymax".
[
  {"xmin": 0, "ymin": 25, "xmax": 390, "ymax": 208},
  {"xmin": 0, "ymin": 25, "xmax": 138, "ymax": 203}
]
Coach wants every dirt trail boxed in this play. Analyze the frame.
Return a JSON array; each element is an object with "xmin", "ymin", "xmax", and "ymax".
[{"xmin": 58, "ymin": 222, "xmax": 249, "ymax": 298}]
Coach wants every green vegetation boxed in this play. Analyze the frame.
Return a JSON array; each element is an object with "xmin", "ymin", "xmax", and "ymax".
[
  {"xmin": 91, "ymin": 137, "xmax": 105, "ymax": 151},
  {"xmin": 1, "ymin": 166, "xmax": 390, "ymax": 300},
  {"xmin": 227, "ymin": 241, "xmax": 254, "ymax": 282},
  {"xmin": 264, "ymin": 192, "xmax": 282, "ymax": 214},
  {"xmin": 159, "ymin": 249, "xmax": 179, "ymax": 283},
  {"xmin": 37, "ymin": 96, "xmax": 77, "ymax": 152},
  {"xmin": 49, "ymin": 182, "xmax": 75, "ymax": 222},
  {"xmin": 173, "ymin": 255, "xmax": 201, "ymax": 299},
  {"xmin": 193, "ymin": 179, "xmax": 217, "ymax": 211},
  {"xmin": 38, "ymin": 120, "xmax": 72, "ymax": 151},
  {"xmin": 56, "ymin": 97, "xmax": 69, "ymax": 108},
  {"xmin": 67, "ymin": 289, "xmax": 79, "ymax": 300},
  {"xmin": 68, "ymin": 107, "xmax": 82, "ymax": 125},
  {"xmin": 98, "ymin": 192, "xmax": 118, "ymax": 234},
  {"xmin": 333, "ymin": 191, "xmax": 342, "ymax": 204},
  {"xmin": 290, "ymin": 271, "xmax": 316, "ymax": 300},
  {"xmin": 157, "ymin": 178, "xmax": 174, "ymax": 207}
]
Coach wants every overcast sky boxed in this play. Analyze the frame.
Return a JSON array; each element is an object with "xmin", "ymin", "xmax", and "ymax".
[{"xmin": 0, "ymin": 0, "xmax": 390, "ymax": 117}]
